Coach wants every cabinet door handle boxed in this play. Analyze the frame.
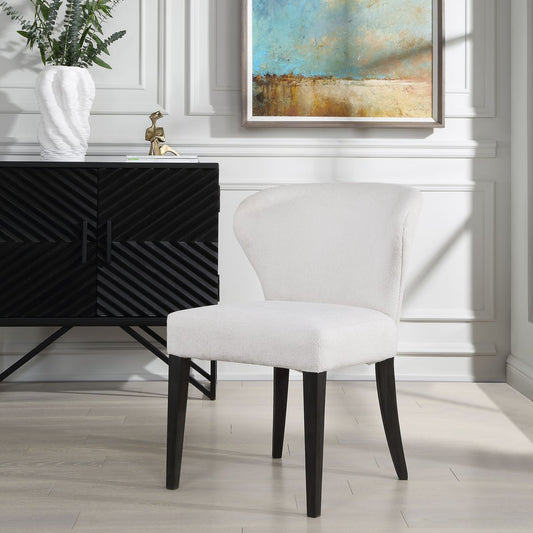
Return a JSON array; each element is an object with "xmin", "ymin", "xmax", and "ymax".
[
  {"xmin": 81, "ymin": 220, "xmax": 88, "ymax": 264},
  {"xmin": 106, "ymin": 220, "xmax": 112, "ymax": 264}
]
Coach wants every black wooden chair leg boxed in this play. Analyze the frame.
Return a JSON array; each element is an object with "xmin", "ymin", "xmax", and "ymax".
[
  {"xmin": 272, "ymin": 367, "xmax": 290, "ymax": 458},
  {"xmin": 166, "ymin": 356, "xmax": 191, "ymax": 490},
  {"xmin": 375, "ymin": 357, "xmax": 408, "ymax": 480},
  {"xmin": 303, "ymin": 371, "xmax": 327, "ymax": 518}
]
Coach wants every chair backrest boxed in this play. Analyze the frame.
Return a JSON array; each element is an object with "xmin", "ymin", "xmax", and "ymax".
[{"xmin": 234, "ymin": 183, "xmax": 421, "ymax": 321}]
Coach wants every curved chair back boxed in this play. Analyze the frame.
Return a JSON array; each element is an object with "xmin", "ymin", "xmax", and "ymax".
[{"xmin": 234, "ymin": 183, "xmax": 421, "ymax": 321}]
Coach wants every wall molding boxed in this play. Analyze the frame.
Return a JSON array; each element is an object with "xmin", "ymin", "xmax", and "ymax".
[
  {"xmin": 187, "ymin": 0, "xmax": 240, "ymax": 115},
  {"xmin": 0, "ymin": 341, "xmax": 149, "ymax": 356},
  {"xmin": 224, "ymin": 184, "xmax": 497, "ymax": 324},
  {"xmin": 219, "ymin": 181, "xmax": 492, "ymax": 324},
  {"xmin": 0, "ymin": 0, "xmax": 167, "ymax": 115},
  {"xmin": 401, "ymin": 182, "xmax": 495, "ymax": 322},
  {"xmin": 0, "ymin": 139, "xmax": 498, "ymax": 159},
  {"xmin": 398, "ymin": 341, "xmax": 496, "ymax": 357},
  {"xmin": 445, "ymin": 0, "xmax": 497, "ymax": 117}
]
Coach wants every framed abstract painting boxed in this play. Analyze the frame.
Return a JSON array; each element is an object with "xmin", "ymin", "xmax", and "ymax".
[{"xmin": 242, "ymin": 0, "xmax": 443, "ymax": 127}]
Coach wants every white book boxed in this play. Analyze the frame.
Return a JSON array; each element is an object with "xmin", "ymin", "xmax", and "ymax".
[{"xmin": 126, "ymin": 155, "xmax": 200, "ymax": 163}]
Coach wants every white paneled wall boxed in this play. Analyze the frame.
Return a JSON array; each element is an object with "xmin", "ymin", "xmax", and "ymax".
[{"xmin": 0, "ymin": 0, "xmax": 511, "ymax": 382}]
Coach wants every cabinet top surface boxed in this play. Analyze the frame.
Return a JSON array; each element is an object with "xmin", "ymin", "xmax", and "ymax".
[{"xmin": 0, "ymin": 160, "xmax": 218, "ymax": 169}]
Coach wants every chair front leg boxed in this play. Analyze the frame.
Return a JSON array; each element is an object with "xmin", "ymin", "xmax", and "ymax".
[
  {"xmin": 272, "ymin": 367, "xmax": 290, "ymax": 458},
  {"xmin": 166, "ymin": 356, "xmax": 191, "ymax": 490},
  {"xmin": 303, "ymin": 371, "xmax": 327, "ymax": 518},
  {"xmin": 375, "ymin": 357, "xmax": 408, "ymax": 480}
]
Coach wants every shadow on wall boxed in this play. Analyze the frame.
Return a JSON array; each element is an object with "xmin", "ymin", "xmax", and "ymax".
[
  {"xmin": 0, "ymin": 35, "xmax": 41, "ymax": 142},
  {"xmin": 0, "ymin": 90, "xmax": 22, "ymax": 143},
  {"xmin": 0, "ymin": 36, "xmax": 42, "ymax": 74}
]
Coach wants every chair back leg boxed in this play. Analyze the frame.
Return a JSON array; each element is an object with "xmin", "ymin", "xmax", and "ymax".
[
  {"xmin": 375, "ymin": 357, "xmax": 408, "ymax": 480},
  {"xmin": 303, "ymin": 371, "xmax": 327, "ymax": 518},
  {"xmin": 166, "ymin": 356, "xmax": 191, "ymax": 489},
  {"xmin": 272, "ymin": 367, "xmax": 290, "ymax": 458}
]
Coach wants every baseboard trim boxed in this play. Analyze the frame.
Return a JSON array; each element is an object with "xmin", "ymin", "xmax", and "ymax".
[
  {"xmin": 0, "ymin": 344, "xmax": 506, "ymax": 382},
  {"xmin": 506, "ymin": 354, "xmax": 533, "ymax": 400}
]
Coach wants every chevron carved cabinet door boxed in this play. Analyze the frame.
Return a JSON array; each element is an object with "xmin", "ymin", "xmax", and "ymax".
[
  {"xmin": 0, "ymin": 166, "xmax": 98, "ymax": 318},
  {"xmin": 0, "ymin": 162, "xmax": 219, "ymax": 324},
  {"xmin": 97, "ymin": 166, "xmax": 219, "ymax": 317}
]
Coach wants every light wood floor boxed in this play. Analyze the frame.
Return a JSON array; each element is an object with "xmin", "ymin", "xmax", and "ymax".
[{"xmin": 1, "ymin": 380, "xmax": 533, "ymax": 532}]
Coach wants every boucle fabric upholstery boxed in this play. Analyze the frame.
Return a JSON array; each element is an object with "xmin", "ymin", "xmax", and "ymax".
[
  {"xmin": 233, "ymin": 183, "xmax": 421, "ymax": 322},
  {"xmin": 167, "ymin": 183, "xmax": 421, "ymax": 372},
  {"xmin": 167, "ymin": 301, "xmax": 397, "ymax": 373}
]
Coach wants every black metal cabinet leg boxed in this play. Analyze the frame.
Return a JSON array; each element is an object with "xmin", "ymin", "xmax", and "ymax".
[
  {"xmin": 272, "ymin": 367, "xmax": 289, "ymax": 458},
  {"xmin": 375, "ymin": 357, "xmax": 408, "ymax": 480},
  {"xmin": 303, "ymin": 371, "xmax": 327, "ymax": 518},
  {"xmin": 189, "ymin": 360, "xmax": 217, "ymax": 400},
  {"xmin": 121, "ymin": 326, "xmax": 217, "ymax": 401},
  {"xmin": 120, "ymin": 325, "xmax": 169, "ymax": 364},
  {"xmin": 209, "ymin": 360, "xmax": 217, "ymax": 400},
  {"xmin": 0, "ymin": 326, "xmax": 72, "ymax": 382},
  {"xmin": 166, "ymin": 356, "xmax": 191, "ymax": 490}
]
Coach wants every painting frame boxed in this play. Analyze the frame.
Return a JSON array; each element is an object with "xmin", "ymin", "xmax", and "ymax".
[{"xmin": 242, "ymin": 0, "xmax": 444, "ymax": 128}]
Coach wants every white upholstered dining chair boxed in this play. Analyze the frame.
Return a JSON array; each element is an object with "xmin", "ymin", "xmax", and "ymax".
[{"xmin": 165, "ymin": 183, "xmax": 421, "ymax": 517}]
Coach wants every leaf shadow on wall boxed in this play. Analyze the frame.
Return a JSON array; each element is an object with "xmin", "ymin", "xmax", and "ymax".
[
  {"xmin": 0, "ymin": 39, "xmax": 41, "ymax": 142},
  {"xmin": 0, "ymin": 90, "xmax": 21, "ymax": 143}
]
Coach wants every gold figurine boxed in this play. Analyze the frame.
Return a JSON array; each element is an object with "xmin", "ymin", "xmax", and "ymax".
[{"xmin": 145, "ymin": 111, "xmax": 179, "ymax": 156}]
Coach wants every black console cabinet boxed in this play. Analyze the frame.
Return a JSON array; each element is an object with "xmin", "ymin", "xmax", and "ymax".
[{"xmin": 0, "ymin": 162, "xmax": 219, "ymax": 397}]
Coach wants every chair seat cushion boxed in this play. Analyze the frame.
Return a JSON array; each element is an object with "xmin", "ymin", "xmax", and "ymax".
[{"xmin": 167, "ymin": 301, "xmax": 397, "ymax": 373}]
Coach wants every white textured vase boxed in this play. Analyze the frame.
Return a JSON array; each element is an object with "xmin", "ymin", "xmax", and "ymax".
[{"xmin": 35, "ymin": 66, "xmax": 95, "ymax": 161}]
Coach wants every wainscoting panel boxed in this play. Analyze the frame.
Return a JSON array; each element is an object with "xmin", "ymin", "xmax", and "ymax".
[
  {"xmin": 402, "ymin": 183, "xmax": 495, "ymax": 322},
  {"xmin": 445, "ymin": 0, "xmax": 497, "ymax": 117},
  {"xmin": 187, "ymin": 0, "xmax": 241, "ymax": 115},
  {"xmin": 0, "ymin": 0, "xmax": 166, "ymax": 115}
]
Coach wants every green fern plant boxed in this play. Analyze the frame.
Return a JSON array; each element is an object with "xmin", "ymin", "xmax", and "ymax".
[{"xmin": 0, "ymin": 0, "xmax": 126, "ymax": 69}]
